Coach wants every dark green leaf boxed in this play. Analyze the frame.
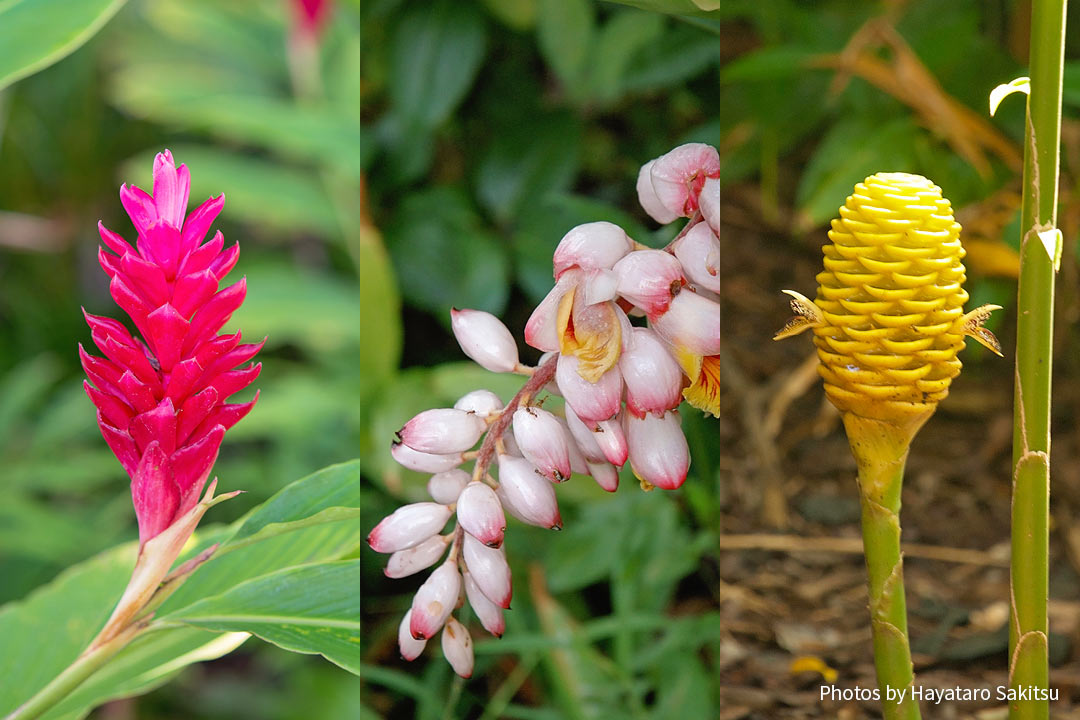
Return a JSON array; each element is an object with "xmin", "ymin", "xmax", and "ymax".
[
  {"xmin": 475, "ymin": 111, "xmax": 581, "ymax": 224},
  {"xmin": 390, "ymin": 0, "xmax": 487, "ymax": 129},
  {"xmin": 536, "ymin": 0, "xmax": 594, "ymax": 96},
  {"xmin": 386, "ymin": 187, "xmax": 510, "ymax": 318}
]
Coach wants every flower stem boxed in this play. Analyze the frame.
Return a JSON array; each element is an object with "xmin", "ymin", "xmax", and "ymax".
[
  {"xmin": 845, "ymin": 414, "xmax": 923, "ymax": 720},
  {"xmin": 3, "ymin": 622, "xmax": 145, "ymax": 720},
  {"xmin": 1009, "ymin": 1, "xmax": 1066, "ymax": 717},
  {"xmin": 470, "ymin": 355, "xmax": 558, "ymax": 485}
]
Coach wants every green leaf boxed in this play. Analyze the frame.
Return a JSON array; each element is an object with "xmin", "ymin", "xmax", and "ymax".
[
  {"xmin": 536, "ymin": 0, "xmax": 594, "ymax": 97},
  {"xmin": 475, "ymin": 111, "xmax": 581, "ymax": 224},
  {"xmin": 231, "ymin": 263, "xmax": 369, "ymax": 358},
  {"xmin": 0, "ymin": 0, "xmax": 128, "ymax": 92},
  {"xmin": 390, "ymin": 0, "xmax": 487, "ymax": 129},
  {"xmin": 0, "ymin": 457, "xmax": 367, "ymax": 716},
  {"xmin": 650, "ymin": 651, "xmax": 711, "ymax": 720},
  {"xmin": 599, "ymin": 0, "xmax": 730, "ymax": 15},
  {"xmin": 109, "ymin": 76, "xmax": 365, "ymax": 178},
  {"xmin": 0, "ymin": 354, "xmax": 61, "ymax": 441},
  {"xmin": 621, "ymin": 25, "xmax": 721, "ymax": 94},
  {"xmin": 0, "ymin": 524, "xmax": 237, "ymax": 718},
  {"xmin": 0, "ymin": 543, "xmax": 132, "ymax": 715},
  {"xmin": 587, "ymin": 10, "xmax": 664, "ymax": 105},
  {"xmin": 480, "ymin": 0, "xmax": 538, "ymax": 30},
  {"xmin": 168, "ymin": 561, "xmax": 363, "ymax": 674},
  {"xmin": 386, "ymin": 186, "xmax": 509, "ymax": 319},
  {"xmin": 225, "ymin": 461, "xmax": 364, "ymax": 551},
  {"xmin": 161, "ymin": 503, "xmax": 363, "ymax": 615}
]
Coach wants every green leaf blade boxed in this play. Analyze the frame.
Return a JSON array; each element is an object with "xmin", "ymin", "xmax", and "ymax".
[
  {"xmin": 0, "ymin": 0, "xmax": 128, "ymax": 92},
  {"xmin": 167, "ymin": 561, "xmax": 363, "ymax": 674}
]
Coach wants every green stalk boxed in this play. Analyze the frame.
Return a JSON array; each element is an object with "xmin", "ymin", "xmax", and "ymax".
[
  {"xmin": 1010, "ymin": 1, "xmax": 1066, "ymax": 718},
  {"xmin": 846, "ymin": 414, "xmax": 922, "ymax": 720}
]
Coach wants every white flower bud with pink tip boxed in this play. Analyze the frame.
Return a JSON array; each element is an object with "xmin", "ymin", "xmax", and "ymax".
[
  {"xmin": 496, "ymin": 454, "xmax": 562, "ymax": 530},
  {"xmin": 441, "ymin": 617, "xmax": 474, "ymax": 678},
  {"xmin": 650, "ymin": 290, "xmax": 723, "ymax": 357},
  {"xmin": 427, "ymin": 468, "xmax": 470, "ymax": 504},
  {"xmin": 564, "ymin": 405, "xmax": 627, "ymax": 467},
  {"xmin": 626, "ymin": 410, "xmax": 690, "ymax": 490},
  {"xmin": 673, "ymin": 223, "xmax": 723, "ymax": 294},
  {"xmin": 564, "ymin": 404, "xmax": 606, "ymax": 463},
  {"xmin": 513, "ymin": 406, "xmax": 572, "ymax": 482},
  {"xmin": 385, "ymin": 534, "xmax": 451, "ymax": 578},
  {"xmin": 454, "ymin": 389, "xmax": 504, "ymax": 418},
  {"xmin": 561, "ymin": 418, "xmax": 589, "ymax": 475},
  {"xmin": 637, "ymin": 159, "xmax": 679, "ymax": 224},
  {"xmin": 590, "ymin": 416, "xmax": 629, "ymax": 467},
  {"xmin": 462, "ymin": 532, "xmax": 512, "ymax": 609},
  {"xmin": 501, "ymin": 429, "xmax": 522, "ymax": 457},
  {"xmin": 588, "ymin": 460, "xmax": 620, "ymax": 492},
  {"xmin": 552, "ymin": 222, "xmax": 633, "ymax": 278},
  {"xmin": 464, "ymin": 569, "xmax": 505, "ymax": 637},
  {"xmin": 612, "ymin": 250, "xmax": 685, "ymax": 317},
  {"xmin": 555, "ymin": 353, "xmax": 622, "ymax": 422},
  {"xmin": 595, "ymin": 418, "xmax": 629, "ymax": 467},
  {"xmin": 582, "ymin": 268, "xmax": 619, "ymax": 305},
  {"xmin": 457, "ymin": 482, "xmax": 506, "ymax": 547},
  {"xmin": 399, "ymin": 408, "xmax": 486, "ymax": 454},
  {"xmin": 647, "ymin": 143, "xmax": 721, "ymax": 219},
  {"xmin": 525, "ymin": 271, "xmax": 579, "ymax": 352},
  {"xmin": 368, "ymin": 503, "xmax": 452, "ymax": 553},
  {"xmin": 451, "ymin": 308, "xmax": 520, "ymax": 373},
  {"xmin": 620, "ymin": 328, "xmax": 684, "ymax": 416},
  {"xmin": 410, "ymin": 561, "xmax": 461, "ymax": 640},
  {"xmin": 698, "ymin": 177, "xmax": 722, "ymax": 235},
  {"xmin": 398, "ymin": 610, "xmax": 427, "ymax": 661},
  {"xmin": 391, "ymin": 441, "xmax": 464, "ymax": 473}
]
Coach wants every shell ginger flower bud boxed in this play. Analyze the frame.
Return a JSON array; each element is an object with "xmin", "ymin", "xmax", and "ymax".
[{"xmin": 775, "ymin": 172, "xmax": 1001, "ymax": 428}]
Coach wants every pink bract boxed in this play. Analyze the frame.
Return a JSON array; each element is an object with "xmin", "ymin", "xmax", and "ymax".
[{"xmin": 82, "ymin": 150, "xmax": 261, "ymax": 547}]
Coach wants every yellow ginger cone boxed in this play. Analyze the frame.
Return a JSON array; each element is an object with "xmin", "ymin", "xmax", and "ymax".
[
  {"xmin": 777, "ymin": 172, "xmax": 1001, "ymax": 429},
  {"xmin": 775, "ymin": 172, "xmax": 1000, "ymax": 720}
]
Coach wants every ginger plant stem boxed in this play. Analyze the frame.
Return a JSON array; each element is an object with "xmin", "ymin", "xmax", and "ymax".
[
  {"xmin": 1009, "ymin": 1, "xmax": 1066, "ymax": 717},
  {"xmin": 846, "ymin": 414, "xmax": 923, "ymax": 720}
]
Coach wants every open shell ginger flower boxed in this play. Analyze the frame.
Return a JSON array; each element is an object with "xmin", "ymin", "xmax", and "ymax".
[{"xmin": 82, "ymin": 150, "xmax": 262, "ymax": 548}]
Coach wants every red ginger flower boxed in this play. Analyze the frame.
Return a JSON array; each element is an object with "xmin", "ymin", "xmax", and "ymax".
[{"xmin": 81, "ymin": 150, "xmax": 262, "ymax": 547}]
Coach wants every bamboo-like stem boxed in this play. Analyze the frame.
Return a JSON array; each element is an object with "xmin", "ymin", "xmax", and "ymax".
[
  {"xmin": 1010, "ymin": 1, "xmax": 1066, "ymax": 717},
  {"xmin": 845, "ymin": 414, "xmax": 924, "ymax": 720}
]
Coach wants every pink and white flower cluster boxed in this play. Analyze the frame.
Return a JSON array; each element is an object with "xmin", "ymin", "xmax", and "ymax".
[{"xmin": 368, "ymin": 143, "xmax": 727, "ymax": 677}]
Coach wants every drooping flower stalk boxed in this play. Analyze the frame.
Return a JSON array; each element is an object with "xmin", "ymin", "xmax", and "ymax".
[
  {"xmin": 1006, "ymin": 1, "xmax": 1067, "ymax": 716},
  {"xmin": 777, "ymin": 173, "xmax": 1000, "ymax": 719},
  {"xmin": 369, "ymin": 143, "xmax": 730, "ymax": 676}
]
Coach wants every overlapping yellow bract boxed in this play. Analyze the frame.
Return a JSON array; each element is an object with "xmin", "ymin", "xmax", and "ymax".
[{"xmin": 777, "ymin": 172, "xmax": 1000, "ymax": 424}]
